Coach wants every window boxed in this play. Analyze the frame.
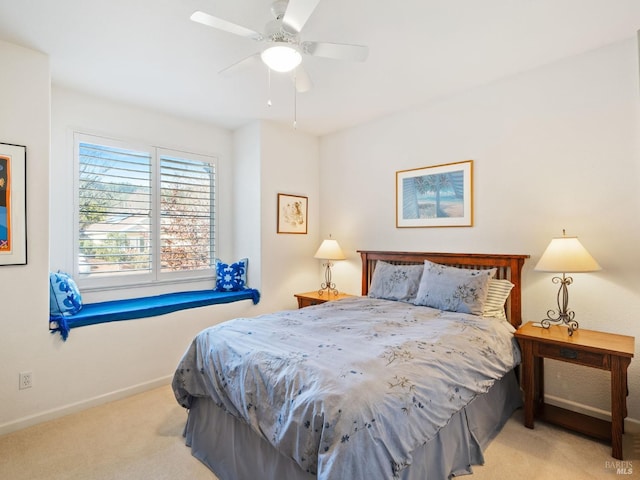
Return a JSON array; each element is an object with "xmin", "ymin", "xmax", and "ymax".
[
  {"xmin": 159, "ymin": 152, "xmax": 215, "ymax": 273},
  {"xmin": 75, "ymin": 134, "xmax": 216, "ymax": 289}
]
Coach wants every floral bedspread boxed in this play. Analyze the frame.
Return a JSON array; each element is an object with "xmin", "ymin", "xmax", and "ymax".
[{"xmin": 172, "ymin": 297, "xmax": 520, "ymax": 480}]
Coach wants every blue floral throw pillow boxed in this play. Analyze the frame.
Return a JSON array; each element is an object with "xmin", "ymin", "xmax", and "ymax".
[
  {"xmin": 215, "ymin": 258, "xmax": 248, "ymax": 292},
  {"xmin": 413, "ymin": 260, "xmax": 496, "ymax": 315},
  {"xmin": 49, "ymin": 271, "xmax": 83, "ymax": 316},
  {"xmin": 368, "ymin": 261, "xmax": 424, "ymax": 303}
]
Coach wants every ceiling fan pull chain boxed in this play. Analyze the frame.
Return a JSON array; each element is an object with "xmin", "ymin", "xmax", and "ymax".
[
  {"xmin": 267, "ymin": 68, "xmax": 273, "ymax": 107},
  {"xmin": 293, "ymin": 73, "xmax": 298, "ymax": 129}
]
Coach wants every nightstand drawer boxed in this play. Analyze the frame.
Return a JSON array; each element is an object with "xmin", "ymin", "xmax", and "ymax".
[
  {"xmin": 536, "ymin": 342, "xmax": 608, "ymax": 368},
  {"xmin": 298, "ymin": 297, "xmax": 324, "ymax": 308},
  {"xmin": 295, "ymin": 291, "xmax": 355, "ymax": 309}
]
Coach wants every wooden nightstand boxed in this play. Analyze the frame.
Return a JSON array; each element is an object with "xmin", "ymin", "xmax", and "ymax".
[
  {"xmin": 515, "ymin": 321, "xmax": 634, "ymax": 460},
  {"xmin": 294, "ymin": 291, "xmax": 354, "ymax": 309}
]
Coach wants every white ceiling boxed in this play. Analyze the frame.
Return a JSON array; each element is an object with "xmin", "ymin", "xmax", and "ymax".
[{"xmin": 1, "ymin": 0, "xmax": 639, "ymax": 136}]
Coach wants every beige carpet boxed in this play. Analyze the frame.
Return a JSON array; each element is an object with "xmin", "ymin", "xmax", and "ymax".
[{"xmin": 0, "ymin": 385, "xmax": 637, "ymax": 479}]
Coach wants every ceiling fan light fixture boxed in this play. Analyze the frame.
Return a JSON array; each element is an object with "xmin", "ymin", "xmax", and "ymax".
[{"xmin": 261, "ymin": 44, "xmax": 302, "ymax": 72}]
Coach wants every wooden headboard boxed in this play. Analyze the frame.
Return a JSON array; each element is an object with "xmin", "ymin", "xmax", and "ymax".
[{"xmin": 358, "ymin": 250, "xmax": 529, "ymax": 328}]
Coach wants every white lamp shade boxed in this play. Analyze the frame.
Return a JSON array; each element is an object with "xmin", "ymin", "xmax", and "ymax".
[
  {"xmin": 535, "ymin": 235, "xmax": 601, "ymax": 273},
  {"xmin": 261, "ymin": 44, "xmax": 302, "ymax": 73},
  {"xmin": 314, "ymin": 239, "xmax": 346, "ymax": 260}
]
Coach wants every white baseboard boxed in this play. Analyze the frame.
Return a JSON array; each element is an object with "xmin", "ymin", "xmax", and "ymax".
[
  {"xmin": 545, "ymin": 394, "xmax": 640, "ymax": 434},
  {"xmin": 0, "ymin": 375, "xmax": 173, "ymax": 436}
]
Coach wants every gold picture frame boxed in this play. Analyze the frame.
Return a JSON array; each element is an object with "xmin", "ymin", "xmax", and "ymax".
[
  {"xmin": 277, "ymin": 193, "xmax": 308, "ymax": 234},
  {"xmin": 396, "ymin": 160, "xmax": 473, "ymax": 228}
]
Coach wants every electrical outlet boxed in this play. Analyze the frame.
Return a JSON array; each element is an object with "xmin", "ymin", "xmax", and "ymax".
[{"xmin": 19, "ymin": 371, "xmax": 33, "ymax": 390}]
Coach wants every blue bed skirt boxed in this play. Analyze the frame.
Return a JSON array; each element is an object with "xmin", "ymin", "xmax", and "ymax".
[{"xmin": 50, "ymin": 288, "xmax": 260, "ymax": 340}]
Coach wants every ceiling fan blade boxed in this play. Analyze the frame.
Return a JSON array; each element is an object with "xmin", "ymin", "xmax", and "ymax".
[
  {"xmin": 302, "ymin": 41, "xmax": 369, "ymax": 62},
  {"xmin": 292, "ymin": 66, "xmax": 313, "ymax": 93},
  {"xmin": 282, "ymin": 0, "xmax": 321, "ymax": 33},
  {"xmin": 218, "ymin": 53, "xmax": 261, "ymax": 76},
  {"xmin": 190, "ymin": 11, "xmax": 263, "ymax": 41}
]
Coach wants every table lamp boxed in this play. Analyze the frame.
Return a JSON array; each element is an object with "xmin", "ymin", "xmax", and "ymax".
[
  {"xmin": 534, "ymin": 230, "xmax": 601, "ymax": 336},
  {"xmin": 314, "ymin": 236, "xmax": 346, "ymax": 296}
]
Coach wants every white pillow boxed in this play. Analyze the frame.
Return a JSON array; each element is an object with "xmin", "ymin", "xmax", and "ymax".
[
  {"xmin": 368, "ymin": 261, "xmax": 424, "ymax": 303},
  {"xmin": 413, "ymin": 260, "xmax": 496, "ymax": 315},
  {"xmin": 482, "ymin": 279, "xmax": 514, "ymax": 319}
]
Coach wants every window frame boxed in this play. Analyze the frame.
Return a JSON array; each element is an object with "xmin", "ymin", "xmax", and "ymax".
[{"xmin": 73, "ymin": 132, "xmax": 218, "ymax": 291}]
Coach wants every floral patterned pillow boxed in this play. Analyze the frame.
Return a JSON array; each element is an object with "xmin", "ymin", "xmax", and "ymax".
[
  {"xmin": 368, "ymin": 261, "xmax": 424, "ymax": 303},
  {"xmin": 413, "ymin": 260, "xmax": 496, "ymax": 315}
]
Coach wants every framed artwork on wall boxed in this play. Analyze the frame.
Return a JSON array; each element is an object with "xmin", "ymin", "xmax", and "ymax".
[
  {"xmin": 277, "ymin": 193, "xmax": 308, "ymax": 234},
  {"xmin": 396, "ymin": 160, "xmax": 473, "ymax": 228},
  {"xmin": 0, "ymin": 142, "xmax": 27, "ymax": 265}
]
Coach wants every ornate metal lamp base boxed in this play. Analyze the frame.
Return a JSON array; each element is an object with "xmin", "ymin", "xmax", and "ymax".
[
  {"xmin": 541, "ymin": 316, "xmax": 579, "ymax": 336},
  {"xmin": 318, "ymin": 285, "xmax": 339, "ymax": 296},
  {"xmin": 542, "ymin": 273, "xmax": 579, "ymax": 336},
  {"xmin": 318, "ymin": 262, "xmax": 339, "ymax": 296}
]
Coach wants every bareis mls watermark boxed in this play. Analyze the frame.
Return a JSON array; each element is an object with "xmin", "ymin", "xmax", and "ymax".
[{"xmin": 605, "ymin": 460, "xmax": 633, "ymax": 475}]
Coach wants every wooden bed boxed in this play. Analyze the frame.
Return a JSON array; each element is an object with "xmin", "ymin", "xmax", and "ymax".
[
  {"xmin": 359, "ymin": 250, "xmax": 529, "ymax": 327},
  {"xmin": 174, "ymin": 250, "xmax": 530, "ymax": 480}
]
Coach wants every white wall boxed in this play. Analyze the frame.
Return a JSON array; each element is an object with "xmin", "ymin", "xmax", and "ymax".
[
  {"xmin": 234, "ymin": 120, "xmax": 322, "ymax": 313},
  {"xmin": 0, "ymin": 40, "xmax": 51, "ymax": 431},
  {"xmin": 0, "ymin": 43, "xmax": 321, "ymax": 433},
  {"xmin": 320, "ymin": 38, "xmax": 640, "ymax": 424},
  {"xmin": 260, "ymin": 121, "xmax": 322, "ymax": 311}
]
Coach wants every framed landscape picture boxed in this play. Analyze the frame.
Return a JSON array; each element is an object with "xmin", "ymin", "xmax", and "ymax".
[
  {"xmin": 0, "ymin": 142, "xmax": 27, "ymax": 265},
  {"xmin": 396, "ymin": 160, "xmax": 473, "ymax": 228},
  {"xmin": 277, "ymin": 193, "xmax": 308, "ymax": 234}
]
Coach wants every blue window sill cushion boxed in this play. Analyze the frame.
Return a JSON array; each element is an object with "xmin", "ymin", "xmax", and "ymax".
[{"xmin": 49, "ymin": 288, "xmax": 260, "ymax": 341}]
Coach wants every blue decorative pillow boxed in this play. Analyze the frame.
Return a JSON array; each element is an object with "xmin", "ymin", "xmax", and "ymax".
[
  {"xmin": 368, "ymin": 261, "xmax": 424, "ymax": 303},
  {"xmin": 215, "ymin": 258, "xmax": 248, "ymax": 292},
  {"xmin": 49, "ymin": 271, "xmax": 83, "ymax": 316},
  {"xmin": 413, "ymin": 260, "xmax": 496, "ymax": 315}
]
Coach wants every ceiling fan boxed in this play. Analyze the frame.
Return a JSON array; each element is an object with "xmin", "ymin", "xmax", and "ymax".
[{"xmin": 190, "ymin": 0, "xmax": 369, "ymax": 92}]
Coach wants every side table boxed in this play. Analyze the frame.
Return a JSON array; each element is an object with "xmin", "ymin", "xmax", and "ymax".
[{"xmin": 515, "ymin": 321, "xmax": 634, "ymax": 460}]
